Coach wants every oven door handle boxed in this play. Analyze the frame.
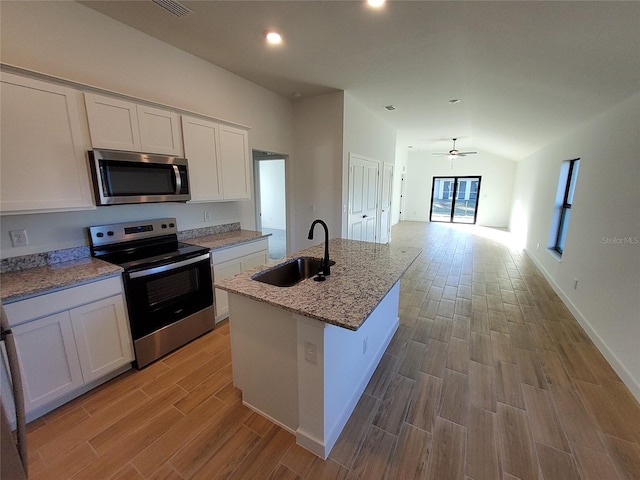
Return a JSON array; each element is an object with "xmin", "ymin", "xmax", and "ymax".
[{"xmin": 128, "ymin": 252, "xmax": 210, "ymax": 279}]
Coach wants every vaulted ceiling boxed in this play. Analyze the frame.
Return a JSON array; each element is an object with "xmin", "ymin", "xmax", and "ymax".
[{"xmin": 81, "ymin": 1, "xmax": 640, "ymax": 161}]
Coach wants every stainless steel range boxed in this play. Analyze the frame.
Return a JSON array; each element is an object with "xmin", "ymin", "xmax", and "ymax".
[{"xmin": 89, "ymin": 218, "xmax": 214, "ymax": 368}]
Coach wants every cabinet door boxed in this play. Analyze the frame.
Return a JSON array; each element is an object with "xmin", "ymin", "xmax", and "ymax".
[
  {"xmin": 70, "ymin": 295, "xmax": 133, "ymax": 383},
  {"xmin": 0, "ymin": 73, "xmax": 94, "ymax": 213},
  {"xmin": 182, "ymin": 115, "xmax": 223, "ymax": 201},
  {"xmin": 137, "ymin": 105, "xmax": 182, "ymax": 155},
  {"xmin": 219, "ymin": 125, "xmax": 251, "ymax": 200},
  {"xmin": 84, "ymin": 92, "xmax": 141, "ymax": 151},
  {"xmin": 12, "ymin": 312, "xmax": 83, "ymax": 414},
  {"xmin": 213, "ymin": 258, "xmax": 243, "ymax": 321},
  {"xmin": 243, "ymin": 250, "xmax": 269, "ymax": 271}
]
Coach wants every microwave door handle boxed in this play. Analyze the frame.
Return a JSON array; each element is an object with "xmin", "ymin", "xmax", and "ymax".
[{"xmin": 172, "ymin": 165, "xmax": 182, "ymax": 194}]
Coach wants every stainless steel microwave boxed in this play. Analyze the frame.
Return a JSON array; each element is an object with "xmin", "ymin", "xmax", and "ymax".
[{"xmin": 88, "ymin": 149, "xmax": 191, "ymax": 205}]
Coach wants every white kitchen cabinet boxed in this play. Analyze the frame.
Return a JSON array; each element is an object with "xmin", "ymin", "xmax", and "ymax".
[
  {"xmin": 181, "ymin": 115, "xmax": 223, "ymax": 201},
  {"xmin": 11, "ymin": 311, "xmax": 84, "ymax": 413},
  {"xmin": 85, "ymin": 92, "xmax": 182, "ymax": 155},
  {"xmin": 218, "ymin": 124, "xmax": 252, "ymax": 200},
  {"xmin": 212, "ymin": 238, "xmax": 269, "ymax": 322},
  {"xmin": 69, "ymin": 295, "xmax": 131, "ymax": 383},
  {"xmin": 182, "ymin": 116, "xmax": 251, "ymax": 202},
  {"xmin": 3, "ymin": 276, "xmax": 133, "ymax": 419},
  {"xmin": 0, "ymin": 72, "xmax": 94, "ymax": 214}
]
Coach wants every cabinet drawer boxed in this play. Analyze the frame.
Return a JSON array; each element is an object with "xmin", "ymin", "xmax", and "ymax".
[
  {"xmin": 4, "ymin": 276, "xmax": 123, "ymax": 327},
  {"xmin": 211, "ymin": 238, "xmax": 269, "ymax": 264}
]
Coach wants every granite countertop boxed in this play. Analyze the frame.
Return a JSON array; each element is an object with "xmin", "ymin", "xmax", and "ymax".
[
  {"xmin": 0, "ymin": 229, "xmax": 269, "ymax": 304},
  {"xmin": 185, "ymin": 229, "xmax": 270, "ymax": 251},
  {"xmin": 0, "ymin": 258, "xmax": 123, "ymax": 304},
  {"xmin": 214, "ymin": 238, "xmax": 421, "ymax": 330}
]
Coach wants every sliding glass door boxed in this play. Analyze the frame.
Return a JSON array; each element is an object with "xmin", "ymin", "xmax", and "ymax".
[{"xmin": 430, "ymin": 176, "xmax": 481, "ymax": 224}]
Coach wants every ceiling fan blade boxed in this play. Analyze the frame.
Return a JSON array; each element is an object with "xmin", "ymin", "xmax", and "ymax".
[
  {"xmin": 458, "ymin": 151, "xmax": 477, "ymax": 155},
  {"xmin": 432, "ymin": 153, "xmax": 449, "ymax": 156}
]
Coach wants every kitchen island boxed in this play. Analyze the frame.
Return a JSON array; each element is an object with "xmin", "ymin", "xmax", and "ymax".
[{"xmin": 215, "ymin": 238, "xmax": 421, "ymax": 458}]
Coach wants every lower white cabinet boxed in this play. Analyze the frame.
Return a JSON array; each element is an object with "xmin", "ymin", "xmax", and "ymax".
[
  {"xmin": 212, "ymin": 239, "xmax": 269, "ymax": 322},
  {"xmin": 4, "ymin": 276, "xmax": 133, "ymax": 418}
]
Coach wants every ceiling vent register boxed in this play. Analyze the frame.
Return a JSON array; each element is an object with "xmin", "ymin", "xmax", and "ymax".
[{"xmin": 152, "ymin": 0, "xmax": 193, "ymax": 17}]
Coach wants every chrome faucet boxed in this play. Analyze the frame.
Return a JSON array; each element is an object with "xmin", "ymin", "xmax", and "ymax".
[{"xmin": 307, "ymin": 219, "xmax": 331, "ymax": 276}]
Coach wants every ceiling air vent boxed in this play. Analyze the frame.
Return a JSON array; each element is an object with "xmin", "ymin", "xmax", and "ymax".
[
  {"xmin": 152, "ymin": 0, "xmax": 193, "ymax": 17},
  {"xmin": 383, "ymin": 105, "xmax": 397, "ymax": 111}
]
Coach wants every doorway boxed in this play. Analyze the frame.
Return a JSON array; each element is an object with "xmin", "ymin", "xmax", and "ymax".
[
  {"xmin": 253, "ymin": 151, "xmax": 287, "ymax": 260},
  {"xmin": 430, "ymin": 176, "xmax": 481, "ymax": 224}
]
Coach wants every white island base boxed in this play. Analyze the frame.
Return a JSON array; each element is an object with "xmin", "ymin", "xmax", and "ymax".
[{"xmin": 228, "ymin": 282, "xmax": 400, "ymax": 459}]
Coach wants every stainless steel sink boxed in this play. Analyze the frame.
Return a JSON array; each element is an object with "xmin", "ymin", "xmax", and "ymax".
[{"xmin": 251, "ymin": 256, "xmax": 335, "ymax": 287}]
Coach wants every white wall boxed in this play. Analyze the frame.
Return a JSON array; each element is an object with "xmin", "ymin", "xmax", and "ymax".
[
  {"xmin": 291, "ymin": 92, "xmax": 344, "ymax": 252},
  {"xmin": 403, "ymin": 150, "xmax": 517, "ymax": 228},
  {"xmin": 0, "ymin": 1, "xmax": 293, "ymax": 257},
  {"xmin": 258, "ymin": 160, "xmax": 286, "ymax": 230},
  {"xmin": 341, "ymin": 93, "xmax": 397, "ymax": 238},
  {"xmin": 392, "ymin": 144, "xmax": 409, "ymax": 226},
  {"xmin": 510, "ymin": 93, "xmax": 640, "ymax": 399}
]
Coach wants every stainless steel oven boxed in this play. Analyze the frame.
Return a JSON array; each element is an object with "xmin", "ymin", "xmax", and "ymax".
[{"xmin": 89, "ymin": 218, "xmax": 214, "ymax": 368}]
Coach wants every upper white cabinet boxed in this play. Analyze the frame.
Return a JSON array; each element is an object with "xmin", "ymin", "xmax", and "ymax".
[
  {"xmin": 219, "ymin": 124, "xmax": 252, "ymax": 200},
  {"xmin": 181, "ymin": 115, "xmax": 223, "ymax": 202},
  {"xmin": 182, "ymin": 116, "xmax": 252, "ymax": 202},
  {"xmin": 84, "ymin": 92, "xmax": 182, "ymax": 156},
  {"xmin": 0, "ymin": 73, "xmax": 94, "ymax": 214}
]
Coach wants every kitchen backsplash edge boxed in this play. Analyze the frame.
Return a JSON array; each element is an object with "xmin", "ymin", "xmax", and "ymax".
[{"xmin": 1, "ymin": 222, "xmax": 241, "ymax": 273}]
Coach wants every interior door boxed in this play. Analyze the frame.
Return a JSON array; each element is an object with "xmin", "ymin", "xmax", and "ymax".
[
  {"xmin": 348, "ymin": 155, "xmax": 379, "ymax": 242},
  {"xmin": 379, "ymin": 163, "xmax": 393, "ymax": 244}
]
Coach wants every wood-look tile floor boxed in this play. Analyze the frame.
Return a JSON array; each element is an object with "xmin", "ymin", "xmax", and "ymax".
[{"xmin": 25, "ymin": 221, "xmax": 640, "ymax": 479}]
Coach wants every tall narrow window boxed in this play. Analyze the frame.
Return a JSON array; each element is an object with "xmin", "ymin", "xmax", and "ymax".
[{"xmin": 550, "ymin": 158, "xmax": 580, "ymax": 255}]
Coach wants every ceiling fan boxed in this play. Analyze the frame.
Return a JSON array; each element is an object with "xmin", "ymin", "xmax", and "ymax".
[{"xmin": 432, "ymin": 138, "xmax": 477, "ymax": 159}]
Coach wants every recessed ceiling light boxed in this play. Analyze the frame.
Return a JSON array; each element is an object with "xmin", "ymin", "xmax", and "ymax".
[
  {"xmin": 367, "ymin": 0, "xmax": 386, "ymax": 8},
  {"xmin": 292, "ymin": 92, "xmax": 302, "ymax": 98},
  {"xmin": 448, "ymin": 99, "xmax": 461, "ymax": 104},
  {"xmin": 265, "ymin": 31, "xmax": 283, "ymax": 45}
]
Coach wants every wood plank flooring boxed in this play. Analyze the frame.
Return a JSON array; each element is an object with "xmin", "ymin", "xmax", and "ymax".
[{"xmin": 24, "ymin": 221, "xmax": 640, "ymax": 479}]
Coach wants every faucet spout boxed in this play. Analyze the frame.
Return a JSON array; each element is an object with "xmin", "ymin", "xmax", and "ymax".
[{"xmin": 307, "ymin": 219, "xmax": 331, "ymax": 276}]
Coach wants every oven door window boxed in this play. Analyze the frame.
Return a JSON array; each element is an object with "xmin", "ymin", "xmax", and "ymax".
[{"xmin": 124, "ymin": 258, "xmax": 213, "ymax": 340}]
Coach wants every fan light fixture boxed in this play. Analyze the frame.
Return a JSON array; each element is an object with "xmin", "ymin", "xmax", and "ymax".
[{"xmin": 432, "ymin": 138, "xmax": 478, "ymax": 159}]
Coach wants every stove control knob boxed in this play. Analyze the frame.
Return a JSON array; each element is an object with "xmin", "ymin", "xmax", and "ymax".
[
  {"xmin": 107, "ymin": 231, "xmax": 114, "ymax": 236},
  {"xmin": 161, "ymin": 224, "xmax": 167, "ymax": 229},
  {"xmin": 169, "ymin": 223, "xmax": 175, "ymax": 228},
  {"xmin": 96, "ymin": 232, "xmax": 104, "ymax": 238}
]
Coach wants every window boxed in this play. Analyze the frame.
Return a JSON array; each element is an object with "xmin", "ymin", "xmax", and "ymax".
[
  {"xmin": 458, "ymin": 181, "xmax": 467, "ymax": 200},
  {"xmin": 550, "ymin": 158, "xmax": 580, "ymax": 255}
]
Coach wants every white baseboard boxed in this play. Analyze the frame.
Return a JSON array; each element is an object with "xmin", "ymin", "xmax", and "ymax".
[{"xmin": 524, "ymin": 248, "xmax": 640, "ymax": 402}]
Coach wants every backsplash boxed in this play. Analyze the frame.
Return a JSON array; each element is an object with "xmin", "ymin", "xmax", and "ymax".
[
  {"xmin": 177, "ymin": 222, "xmax": 240, "ymax": 240},
  {"xmin": 1, "ymin": 222, "xmax": 241, "ymax": 273},
  {"xmin": 1, "ymin": 246, "xmax": 91, "ymax": 274}
]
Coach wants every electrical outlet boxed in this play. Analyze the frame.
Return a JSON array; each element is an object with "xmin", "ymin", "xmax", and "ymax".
[
  {"xmin": 573, "ymin": 279, "xmax": 578, "ymax": 290},
  {"xmin": 363, "ymin": 336, "xmax": 368, "ymax": 355},
  {"xmin": 9, "ymin": 229, "xmax": 29, "ymax": 247},
  {"xmin": 304, "ymin": 341, "xmax": 317, "ymax": 364},
  {"xmin": 536, "ymin": 243, "xmax": 540, "ymax": 251},
  {"xmin": 204, "ymin": 211, "xmax": 212, "ymax": 222}
]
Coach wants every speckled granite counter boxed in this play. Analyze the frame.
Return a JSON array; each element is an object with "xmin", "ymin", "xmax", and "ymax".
[
  {"xmin": 215, "ymin": 238, "xmax": 421, "ymax": 330},
  {"xmin": 185, "ymin": 229, "xmax": 270, "ymax": 251},
  {"xmin": 0, "ymin": 258, "xmax": 123, "ymax": 304}
]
